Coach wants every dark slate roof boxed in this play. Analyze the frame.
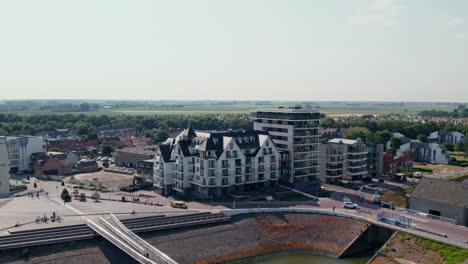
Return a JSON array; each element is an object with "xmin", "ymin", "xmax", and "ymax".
[
  {"xmin": 193, "ymin": 130, "xmax": 270, "ymax": 158},
  {"xmin": 158, "ymin": 144, "xmax": 173, "ymax": 162},
  {"xmin": 410, "ymin": 178, "xmax": 468, "ymax": 206},
  {"xmin": 180, "ymin": 127, "xmax": 196, "ymax": 139},
  {"xmin": 158, "ymin": 129, "xmax": 271, "ymax": 160},
  {"xmin": 79, "ymin": 160, "xmax": 98, "ymax": 167}
]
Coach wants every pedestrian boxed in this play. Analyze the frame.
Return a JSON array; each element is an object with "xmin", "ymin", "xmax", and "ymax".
[{"xmin": 333, "ymin": 205, "xmax": 335, "ymax": 212}]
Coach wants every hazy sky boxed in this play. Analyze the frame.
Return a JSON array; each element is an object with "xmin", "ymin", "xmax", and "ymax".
[{"xmin": 0, "ymin": 0, "xmax": 467, "ymax": 102}]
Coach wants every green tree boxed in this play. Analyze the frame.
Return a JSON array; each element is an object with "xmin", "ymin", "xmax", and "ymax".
[
  {"xmin": 155, "ymin": 130, "xmax": 169, "ymax": 142},
  {"xmin": 79, "ymin": 103, "xmax": 90, "ymax": 111},
  {"xmin": 454, "ymin": 142, "xmax": 464, "ymax": 152},
  {"xmin": 374, "ymin": 130, "xmax": 392, "ymax": 144},
  {"xmin": 416, "ymin": 134, "xmax": 428, "ymax": 142},
  {"xmin": 389, "ymin": 137, "xmax": 402, "ymax": 149},
  {"xmin": 343, "ymin": 127, "xmax": 373, "ymax": 141},
  {"xmin": 87, "ymin": 133, "xmax": 98, "ymax": 140},
  {"xmin": 73, "ymin": 122, "xmax": 90, "ymax": 136},
  {"xmin": 442, "ymin": 142, "xmax": 454, "ymax": 152},
  {"xmin": 102, "ymin": 146, "xmax": 113, "ymax": 156},
  {"xmin": 92, "ymin": 192, "xmax": 100, "ymax": 202},
  {"xmin": 61, "ymin": 189, "xmax": 71, "ymax": 203},
  {"xmin": 320, "ymin": 118, "xmax": 335, "ymax": 128}
]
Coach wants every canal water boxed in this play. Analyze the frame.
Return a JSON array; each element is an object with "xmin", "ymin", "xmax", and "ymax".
[{"xmin": 228, "ymin": 252, "xmax": 369, "ymax": 264}]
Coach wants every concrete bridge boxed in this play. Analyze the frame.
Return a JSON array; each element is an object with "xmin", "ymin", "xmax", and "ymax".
[{"xmin": 86, "ymin": 215, "xmax": 177, "ymax": 264}]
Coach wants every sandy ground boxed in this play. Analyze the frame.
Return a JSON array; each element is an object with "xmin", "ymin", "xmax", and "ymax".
[{"xmin": 70, "ymin": 171, "xmax": 134, "ymax": 188}]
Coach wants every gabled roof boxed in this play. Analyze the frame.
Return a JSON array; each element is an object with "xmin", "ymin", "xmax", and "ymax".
[
  {"xmin": 410, "ymin": 178, "xmax": 468, "ymax": 206},
  {"xmin": 158, "ymin": 144, "xmax": 173, "ymax": 162},
  {"xmin": 158, "ymin": 129, "xmax": 272, "ymax": 160}
]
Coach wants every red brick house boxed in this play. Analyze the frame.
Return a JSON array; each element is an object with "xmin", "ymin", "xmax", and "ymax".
[{"xmin": 383, "ymin": 155, "xmax": 397, "ymax": 175}]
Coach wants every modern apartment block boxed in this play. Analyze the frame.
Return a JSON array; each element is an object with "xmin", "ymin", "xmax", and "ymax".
[
  {"xmin": 366, "ymin": 143, "xmax": 384, "ymax": 178},
  {"xmin": 153, "ymin": 128, "xmax": 280, "ymax": 198},
  {"xmin": 253, "ymin": 106, "xmax": 321, "ymax": 192},
  {"xmin": 0, "ymin": 138, "xmax": 10, "ymax": 197},
  {"xmin": 319, "ymin": 138, "xmax": 368, "ymax": 184},
  {"xmin": 0, "ymin": 136, "xmax": 46, "ymax": 173}
]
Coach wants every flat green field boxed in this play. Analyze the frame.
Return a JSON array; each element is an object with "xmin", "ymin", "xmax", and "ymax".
[{"xmin": 2, "ymin": 101, "xmax": 460, "ymax": 116}]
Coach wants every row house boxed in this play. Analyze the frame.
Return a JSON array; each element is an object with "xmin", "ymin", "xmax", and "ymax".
[{"xmin": 153, "ymin": 128, "xmax": 281, "ymax": 198}]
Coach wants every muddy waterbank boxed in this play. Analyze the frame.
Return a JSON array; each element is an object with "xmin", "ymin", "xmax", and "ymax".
[
  {"xmin": 141, "ymin": 213, "xmax": 371, "ymax": 264},
  {"xmin": 0, "ymin": 213, "xmax": 375, "ymax": 264}
]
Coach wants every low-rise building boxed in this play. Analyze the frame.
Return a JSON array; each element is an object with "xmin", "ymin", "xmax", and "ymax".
[
  {"xmin": 77, "ymin": 160, "xmax": 99, "ymax": 173},
  {"xmin": 0, "ymin": 138, "xmax": 10, "ymax": 197},
  {"xmin": 383, "ymin": 155, "xmax": 414, "ymax": 176},
  {"xmin": 39, "ymin": 129, "xmax": 77, "ymax": 140},
  {"xmin": 396, "ymin": 140, "xmax": 449, "ymax": 164},
  {"xmin": 1, "ymin": 136, "xmax": 46, "ymax": 173},
  {"xmin": 428, "ymin": 130, "xmax": 465, "ymax": 145},
  {"xmin": 153, "ymin": 128, "xmax": 281, "ymax": 197},
  {"xmin": 409, "ymin": 178, "xmax": 468, "ymax": 226},
  {"xmin": 114, "ymin": 146, "xmax": 156, "ymax": 168},
  {"xmin": 134, "ymin": 159, "xmax": 154, "ymax": 185},
  {"xmin": 33, "ymin": 155, "xmax": 73, "ymax": 178},
  {"xmin": 319, "ymin": 138, "xmax": 368, "ymax": 184}
]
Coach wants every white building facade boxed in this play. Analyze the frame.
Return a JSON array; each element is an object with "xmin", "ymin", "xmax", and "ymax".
[
  {"xmin": 2, "ymin": 136, "xmax": 46, "ymax": 173},
  {"xmin": 253, "ymin": 107, "xmax": 321, "ymax": 192},
  {"xmin": 0, "ymin": 138, "xmax": 10, "ymax": 197},
  {"xmin": 396, "ymin": 141, "xmax": 449, "ymax": 165},
  {"xmin": 153, "ymin": 128, "xmax": 280, "ymax": 198}
]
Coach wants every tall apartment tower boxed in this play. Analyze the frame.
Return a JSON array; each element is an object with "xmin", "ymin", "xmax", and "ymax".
[{"xmin": 253, "ymin": 106, "xmax": 321, "ymax": 192}]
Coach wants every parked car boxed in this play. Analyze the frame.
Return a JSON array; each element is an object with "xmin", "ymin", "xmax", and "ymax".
[
  {"xmin": 416, "ymin": 212, "xmax": 429, "ymax": 217},
  {"xmin": 170, "ymin": 201, "xmax": 188, "ymax": 209},
  {"xmin": 372, "ymin": 194, "xmax": 381, "ymax": 203},
  {"xmin": 367, "ymin": 183, "xmax": 377, "ymax": 187},
  {"xmin": 343, "ymin": 201, "xmax": 358, "ymax": 209},
  {"xmin": 21, "ymin": 179, "xmax": 30, "ymax": 184}
]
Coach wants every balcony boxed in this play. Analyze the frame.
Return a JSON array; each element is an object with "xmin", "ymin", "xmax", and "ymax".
[
  {"xmin": 326, "ymin": 174, "xmax": 343, "ymax": 178},
  {"xmin": 347, "ymin": 170, "xmax": 368, "ymax": 176},
  {"xmin": 245, "ymin": 178, "xmax": 257, "ymax": 183},
  {"xmin": 190, "ymin": 178, "xmax": 207, "ymax": 187}
]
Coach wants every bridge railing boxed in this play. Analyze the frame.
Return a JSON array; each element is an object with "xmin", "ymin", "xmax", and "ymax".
[
  {"xmin": 109, "ymin": 214, "xmax": 178, "ymax": 264},
  {"xmin": 86, "ymin": 219, "xmax": 156, "ymax": 264},
  {"xmin": 394, "ymin": 207, "xmax": 457, "ymax": 225},
  {"xmin": 98, "ymin": 217, "xmax": 147, "ymax": 255}
]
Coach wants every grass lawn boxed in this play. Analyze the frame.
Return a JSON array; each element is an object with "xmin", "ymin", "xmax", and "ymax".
[
  {"xmin": 381, "ymin": 185, "xmax": 414, "ymax": 208},
  {"xmin": 449, "ymin": 151, "xmax": 468, "ymax": 162},
  {"xmin": 272, "ymin": 191, "xmax": 312, "ymax": 201},
  {"xmin": 388, "ymin": 232, "xmax": 468, "ymax": 264},
  {"xmin": 413, "ymin": 163, "xmax": 464, "ymax": 172},
  {"xmin": 443, "ymin": 174, "xmax": 468, "ymax": 182}
]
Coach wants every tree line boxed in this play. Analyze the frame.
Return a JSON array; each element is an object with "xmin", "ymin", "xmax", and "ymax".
[{"xmin": 0, "ymin": 113, "xmax": 253, "ymax": 137}]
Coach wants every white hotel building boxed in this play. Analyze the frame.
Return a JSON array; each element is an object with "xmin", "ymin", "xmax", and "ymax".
[{"xmin": 153, "ymin": 128, "xmax": 281, "ymax": 198}]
